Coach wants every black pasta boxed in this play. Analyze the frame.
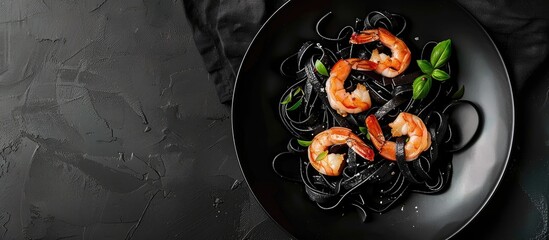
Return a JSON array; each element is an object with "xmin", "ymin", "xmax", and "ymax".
[{"xmin": 273, "ymin": 11, "xmax": 479, "ymax": 222}]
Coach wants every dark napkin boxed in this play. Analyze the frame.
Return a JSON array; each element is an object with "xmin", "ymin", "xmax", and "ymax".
[
  {"xmin": 182, "ymin": 0, "xmax": 286, "ymax": 103},
  {"xmin": 183, "ymin": 0, "xmax": 549, "ymax": 238}
]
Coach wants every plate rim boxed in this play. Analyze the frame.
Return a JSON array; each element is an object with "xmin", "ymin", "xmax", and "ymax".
[{"xmin": 444, "ymin": 0, "xmax": 515, "ymax": 239}]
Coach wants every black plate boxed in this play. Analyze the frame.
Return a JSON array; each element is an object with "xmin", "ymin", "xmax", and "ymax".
[{"xmin": 232, "ymin": 0, "xmax": 514, "ymax": 239}]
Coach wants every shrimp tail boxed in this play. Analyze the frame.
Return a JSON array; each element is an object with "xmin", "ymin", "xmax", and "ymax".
[
  {"xmin": 365, "ymin": 114, "xmax": 398, "ymax": 161},
  {"xmin": 365, "ymin": 115, "xmax": 385, "ymax": 148},
  {"xmin": 346, "ymin": 58, "xmax": 378, "ymax": 71},
  {"xmin": 350, "ymin": 140, "xmax": 375, "ymax": 161},
  {"xmin": 349, "ymin": 30, "xmax": 379, "ymax": 44}
]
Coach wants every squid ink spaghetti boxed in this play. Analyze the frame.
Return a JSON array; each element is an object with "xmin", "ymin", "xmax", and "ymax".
[{"xmin": 272, "ymin": 11, "xmax": 480, "ymax": 222}]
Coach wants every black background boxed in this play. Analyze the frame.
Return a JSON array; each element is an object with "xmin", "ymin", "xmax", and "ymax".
[{"xmin": 0, "ymin": 0, "xmax": 547, "ymax": 239}]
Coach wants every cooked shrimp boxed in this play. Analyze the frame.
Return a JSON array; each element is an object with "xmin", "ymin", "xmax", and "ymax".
[
  {"xmin": 326, "ymin": 58, "xmax": 377, "ymax": 117},
  {"xmin": 308, "ymin": 127, "xmax": 375, "ymax": 176},
  {"xmin": 365, "ymin": 113, "xmax": 431, "ymax": 161},
  {"xmin": 349, "ymin": 27, "xmax": 411, "ymax": 78}
]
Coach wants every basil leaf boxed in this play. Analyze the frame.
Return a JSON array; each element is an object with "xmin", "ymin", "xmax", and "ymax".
[
  {"xmin": 432, "ymin": 69, "xmax": 450, "ymax": 81},
  {"xmin": 315, "ymin": 59, "xmax": 329, "ymax": 77},
  {"xmin": 281, "ymin": 93, "xmax": 292, "ymax": 105},
  {"xmin": 315, "ymin": 150, "xmax": 328, "ymax": 161},
  {"xmin": 417, "ymin": 60, "xmax": 434, "ymax": 75},
  {"xmin": 412, "ymin": 75, "xmax": 432, "ymax": 100},
  {"xmin": 451, "ymin": 85, "xmax": 465, "ymax": 99},
  {"xmin": 430, "ymin": 39, "xmax": 452, "ymax": 69},
  {"xmin": 297, "ymin": 139, "xmax": 312, "ymax": 147},
  {"xmin": 359, "ymin": 126, "xmax": 368, "ymax": 134},
  {"xmin": 287, "ymin": 98, "xmax": 303, "ymax": 111}
]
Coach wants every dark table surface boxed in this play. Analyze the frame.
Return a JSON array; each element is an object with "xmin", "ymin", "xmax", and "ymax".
[{"xmin": 0, "ymin": 0, "xmax": 548, "ymax": 239}]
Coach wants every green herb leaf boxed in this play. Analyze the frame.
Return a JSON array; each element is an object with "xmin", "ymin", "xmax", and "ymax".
[
  {"xmin": 451, "ymin": 85, "xmax": 465, "ymax": 99},
  {"xmin": 293, "ymin": 87, "xmax": 303, "ymax": 96},
  {"xmin": 430, "ymin": 39, "xmax": 452, "ymax": 69},
  {"xmin": 432, "ymin": 69, "xmax": 450, "ymax": 81},
  {"xmin": 358, "ymin": 127, "xmax": 370, "ymax": 140},
  {"xmin": 412, "ymin": 75, "xmax": 432, "ymax": 100},
  {"xmin": 297, "ymin": 139, "xmax": 312, "ymax": 147},
  {"xmin": 315, "ymin": 150, "xmax": 328, "ymax": 161},
  {"xmin": 315, "ymin": 59, "xmax": 329, "ymax": 77},
  {"xmin": 287, "ymin": 98, "xmax": 303, "ymax": 111},
  {"xmin": 281, "ymin": 93, "xmax": 292, "ymax": 105},
  {"xmin": 417, "ymin": 60, "xmax": 434, "ymax": 75}
]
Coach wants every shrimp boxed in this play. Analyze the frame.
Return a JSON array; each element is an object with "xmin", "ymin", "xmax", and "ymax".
[
  {"xmin": 349, "ymin": 27, "xmax": 411, "ymax": 78},
  {"xmin": 308, "ymin": 127, "xmax": 375, "ymax": 176},
  {"xmin": 365, "ymin": 113, "xmax": 431, "ymax": 161},
  {"xmin": 326, "ymin": 58, "xmax": 377, "ymax": 117}
]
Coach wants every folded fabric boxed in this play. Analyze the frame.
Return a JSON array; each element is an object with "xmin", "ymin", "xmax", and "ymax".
[
  {"xmin": 457, "ymin": 0, "xmax": 549, "ymax": 93},
  {"xmin": 182, "ymin": 0, "xmax": 286, "ymax": 104}
]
